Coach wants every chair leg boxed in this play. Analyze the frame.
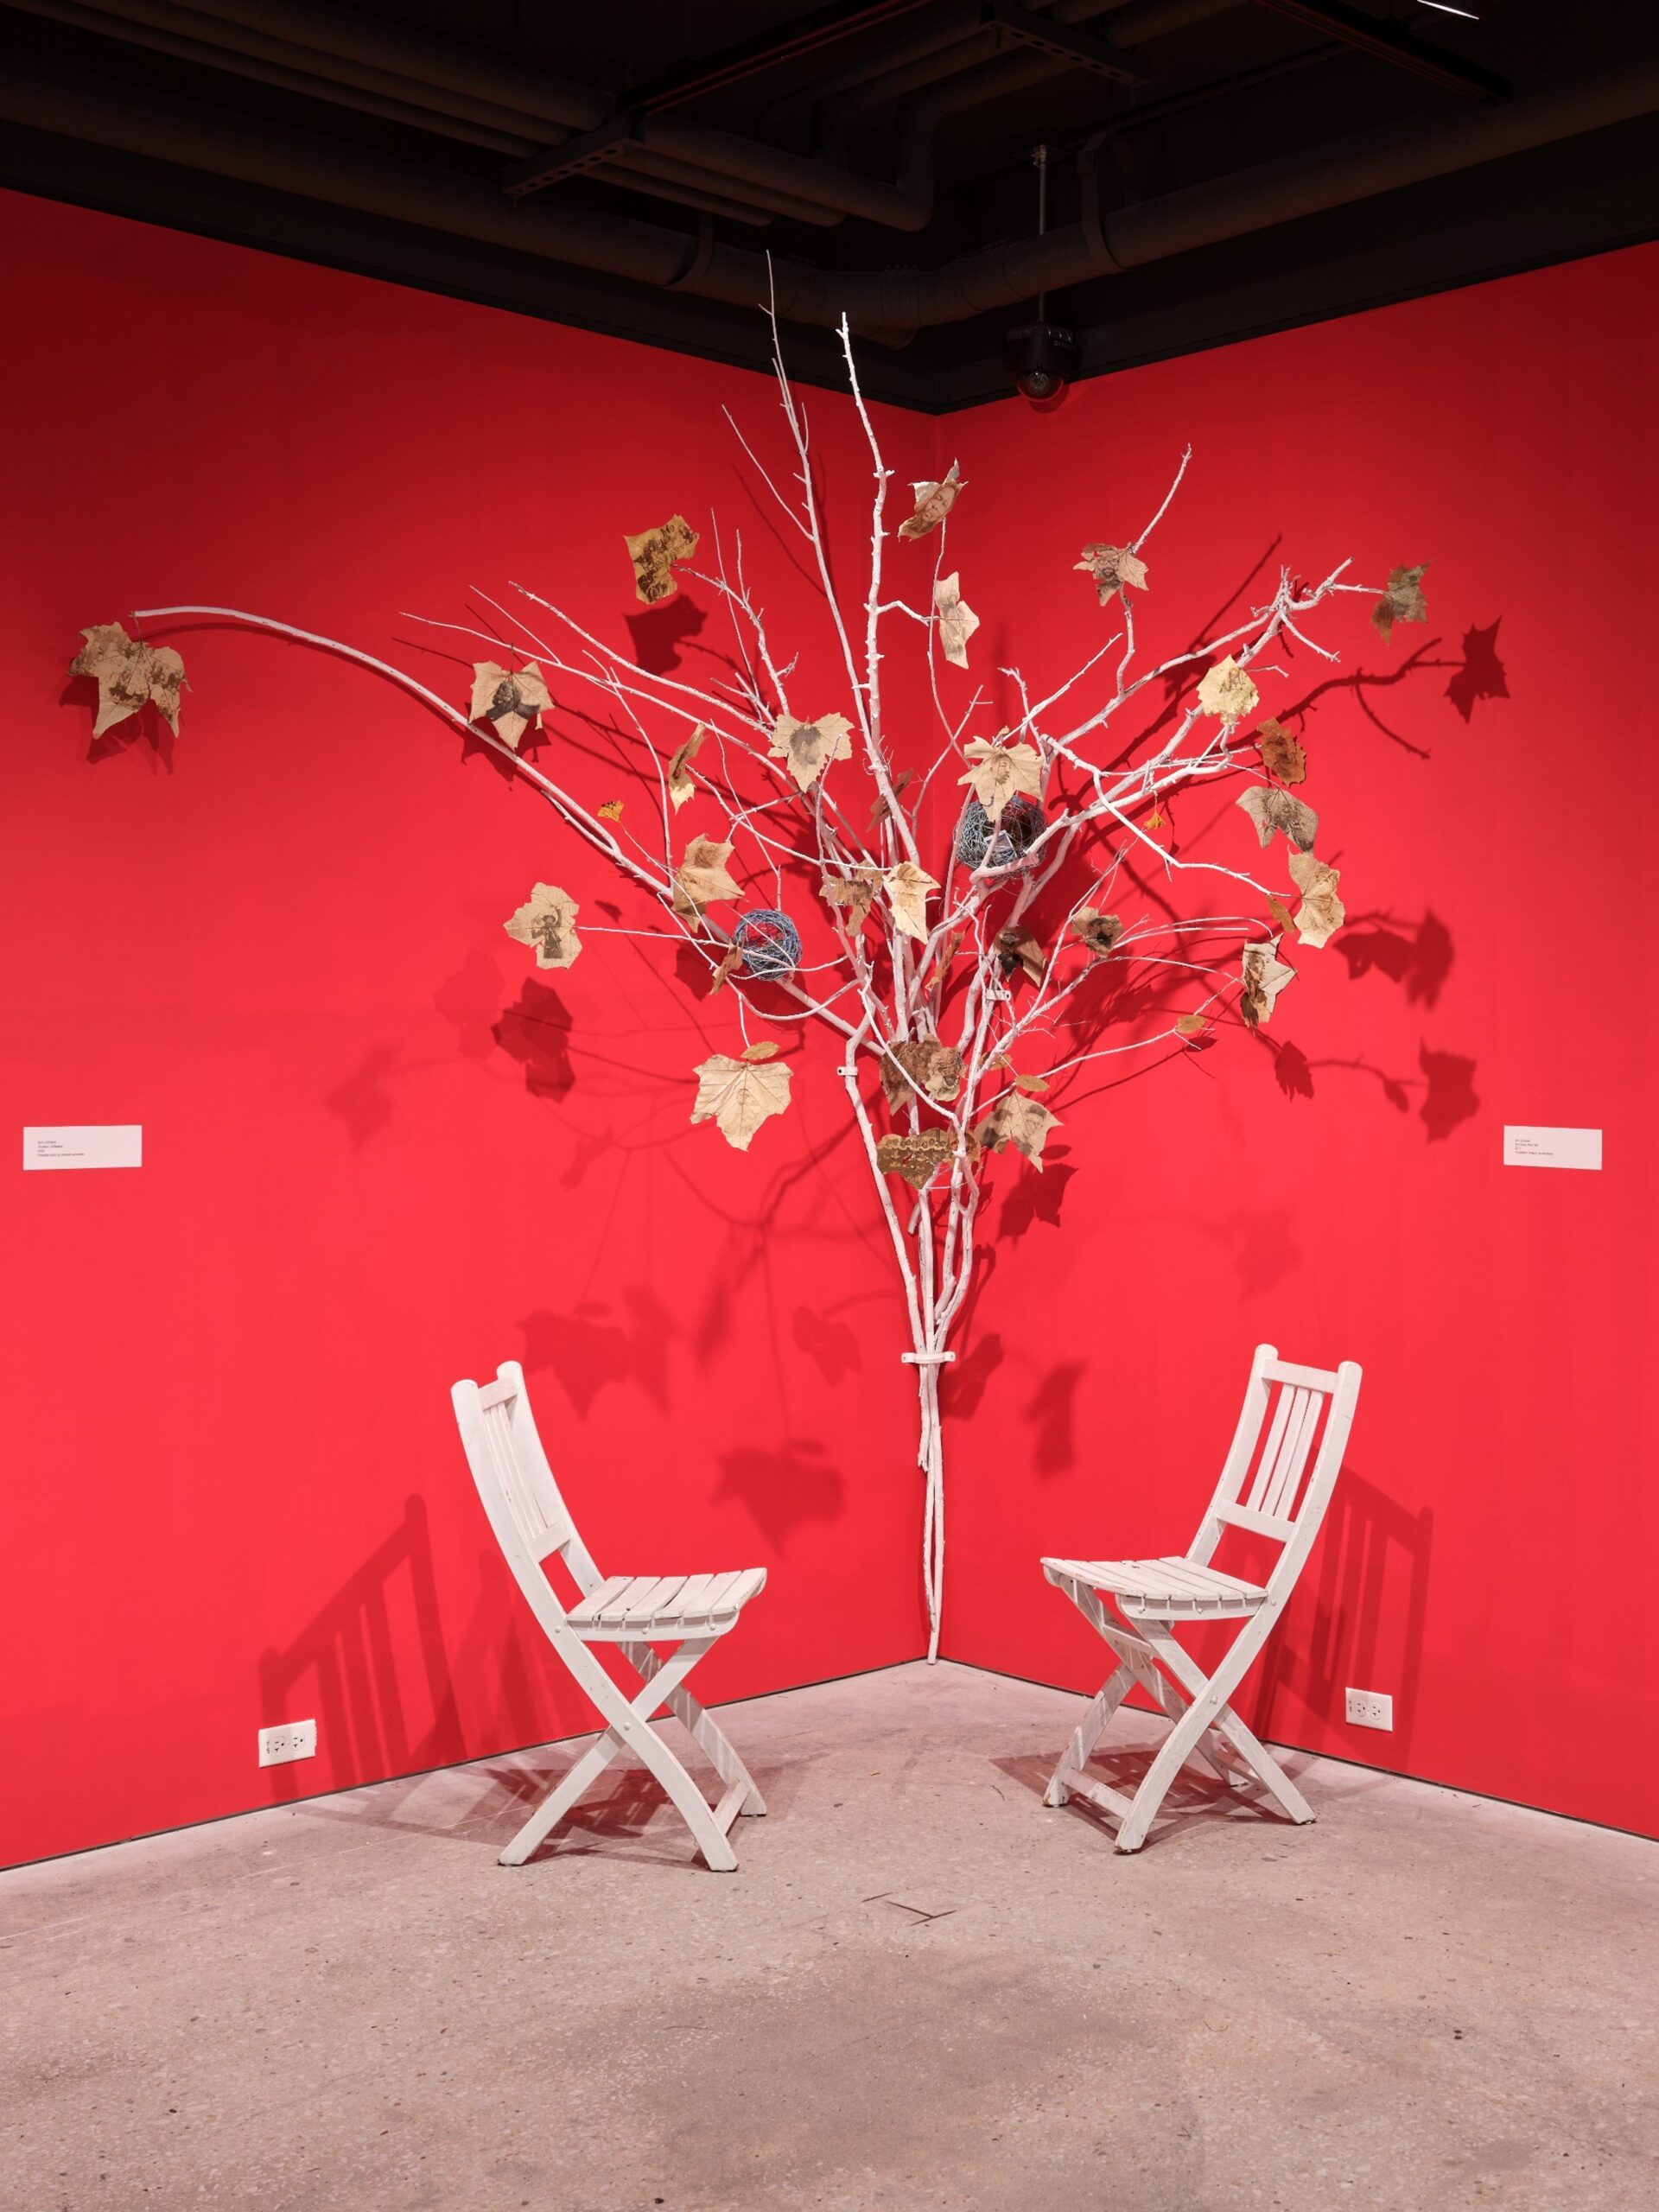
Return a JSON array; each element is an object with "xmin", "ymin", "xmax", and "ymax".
[
  {"xmin": 1150, "ymin": 1628, "xmax": 1314, "ymax": 1826},
  {"xmin": 620, "ymin": 1638, "xmax": 766, "ymax": 1816},
  {"xmin": 1045, "ymin": 1662, "xmax": 1135, "ymax": 1807},
  {"xmin": 499, "ymin": 1732, "xmax": 624, "ymax": 1868}
]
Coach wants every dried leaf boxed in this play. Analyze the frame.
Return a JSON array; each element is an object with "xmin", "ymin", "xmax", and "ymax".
[
  {"xmin": 1240, "ymin": 939, "xmax": 1295, "ymax": 1030},
  {"xmin": 899, "ymin": 460, "xmax": 964, "ymax": 541},
  {"xmin": 1146, "ymin": 806, "xmax": 1165, "ymax": 832},
  {"xmin": 879, "ymin": 1039, "xmax": 965, "ymax": 1115},
  {"xmin": 708, "ymin": 946, "xmax": 745, "ymax": 995},
  {"xmin": 821, "ymin": 868, "xmax": 881, "ymax": 926},
  {"xmin": 876, "ymin": 1128, "xmax": 976, "ymax": 1189},
  {"xmin": 1070, "ymin": 907, "xmax": 1122, "ymax": 959},
  {"xmin": 934, "ymin": 929, "xmax": 964, "ymax": 972},
  {"xmin": 1073, "ymin": 543, "xmax": 1148, "ymax": 607},
  {"xmin": 1197, "ymin": 656, "xmax": 1260, "ymax": 723},
  {"xmin": 933, "ymin": 572, "xmax": 980, "ymax": 669},
  {"xmin": 995, "ymin": 924, "xmax": 1045, "ymax": 987},
  {"xmin": 1174, "ymin": 1013, "xmax": 1208, "ymax": 1038},
  {"xmin": 769, "ymin": 709, "xmax": 855, "ymax": 792},
  {"xmin": 673, "ymin": 835, "xmax": 742, "ymax": 917},
  {"xmin": 597, "ymin": 798, "xmax": 624, "ymax": 822},
  {"xmin": 690, "ymin": 1052, "xmax": 792, "ymax": 1151},
  {"xmin": 980, "ymin": 1090, "xmax": 1060, "ymax": 1169},
  {"xmin": 1238, "ymin": 785, "xmax": 1319, "ymax": 852},
  {"xmin": 885, "ymin": 860, "xmax": 938, "ymax": 944},
  {"xmin": 1013, "ymin": 1071, "xmax": 1050, "ymax": 1096},
  {"xmin": 1266, "ymin": 893, "xmax": 1296, "ymax": 935},
  {"xmin": 958, "ymin": 737, "xmax": 1042, "ymax": 824},
  {"xmin": 741, "ymin": 1039, "xmax": 779, "ymax": 1061},
  {"xmin": 69, "ymin": 622, "xmax": 187, "ymax": 738},
  {"xmin": 1373, "ymin": 562, "xmax": 1429, "ymax": 641},
  {"xmin": 666, "ymin": 723, "xmax": 707, "ymax": 811},
  {"xmin": 468, "ymin": 660, "xmax": 552, "ymax": 751},
  {"xmin": 870, "ymin": 767, "xmax": 916, "ymax": 827},
  {"xmin": 1288, "ymin": 849, "xmax": 1344, "ymax": 950},
  {"xmin": 504, "ymin": 882, "xmax": 581, "ymax": 971},
  {"xmin": 1255, "ymin": 718, "xmax": 1306, "ymax": 785},
  {"xmin": 626, "ymin": 513, "xmax": 699, "ymax": 606}
]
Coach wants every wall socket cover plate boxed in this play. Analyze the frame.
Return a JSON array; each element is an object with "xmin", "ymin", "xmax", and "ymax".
[
  {"xmin": 1344, "ymin": 1688, "xmax": 1394, "ymax": 1731},
  {"xmin": 257, "ymin": 1719, "xmax": 317, "ymax": 1767}
]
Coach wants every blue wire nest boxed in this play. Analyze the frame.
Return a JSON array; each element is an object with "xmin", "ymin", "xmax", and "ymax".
[
  {"xmin": 733, "ymin": 907, "xmax": 803, "ymax": 978},
  {"xmin": 954, "ymin": 794, "xmax": 1046, "ymax": 870}
]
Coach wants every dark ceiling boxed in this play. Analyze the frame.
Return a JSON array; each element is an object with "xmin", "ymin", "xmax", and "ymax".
[{"xmin": 3, "ymin": 0, "xmax": 1657, "ymax": 409}]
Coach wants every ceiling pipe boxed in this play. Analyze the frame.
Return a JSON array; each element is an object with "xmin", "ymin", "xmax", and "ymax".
[{"xmin": 3, "ymin": 52, "xmax": 1653, "ymax": 334}]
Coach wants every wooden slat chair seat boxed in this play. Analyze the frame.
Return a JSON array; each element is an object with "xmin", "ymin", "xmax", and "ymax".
[
  {"xmin": 452, "ymin": 1361, "xmax": 767, "ymax": 1872},
  {"xmin": 1041, "ymin": 1345, "xmax": 1362, "ymax": 1853}
]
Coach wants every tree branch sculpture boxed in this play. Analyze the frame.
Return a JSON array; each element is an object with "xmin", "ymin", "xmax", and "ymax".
[{"xmin": 68, "ymin": 313, "xmax": 1425, "ymax": 1659}]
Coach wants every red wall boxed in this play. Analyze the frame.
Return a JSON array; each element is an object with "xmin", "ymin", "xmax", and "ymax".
[
  {"xmin": 3, "ymin": 191, "xmax": 1656, "ymax": 1863},
  {"xmin": 0, "ymin": 193, "xmax": 932, "ymax": 1868},
  {"xmin": 938, "ymin": 243, "xmax": 1659, "ymax": 1839}
]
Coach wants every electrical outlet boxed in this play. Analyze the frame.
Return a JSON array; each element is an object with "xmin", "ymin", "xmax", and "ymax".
[
  {"xmin": 257, "ymin": 1719, "xmax": 317, "ymax": 1768},
  {"xmin": 1344, "ymin": 1688, "xmax": 1394, "ymax": 1732}
]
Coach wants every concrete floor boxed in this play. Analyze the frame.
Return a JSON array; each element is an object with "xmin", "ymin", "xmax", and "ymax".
[{"xmin": 3, "ymin": 1662, "xmax": 1655, "ymax": 2212}]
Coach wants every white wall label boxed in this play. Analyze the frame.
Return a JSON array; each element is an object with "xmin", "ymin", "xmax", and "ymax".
[
  {"xmin": 1503, "ymin": 1125, "xmax": 1602, "ymax": 1172},
  {"xmin": 22, "ymin": 1125, "xmax": 143, "ymax": 1172}
]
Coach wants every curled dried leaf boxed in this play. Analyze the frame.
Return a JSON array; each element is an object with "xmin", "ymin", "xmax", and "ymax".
[
  {"xmin": 820, "ymin": 868, "xmax": 881, "ymax": 926},
  {"xmin": 870, "ymin": 767, "xmax": 916, "ymax": 827},
  {"xmin": 666, "ymin": 722, "xmax": 707, "ymax": 811},
  {"xmin": 504, "ymin": 882, "xmax": 581, "ymax": 971},
  {"xmin": 958, "ymin": 736, "xmax": 1042, "ymax": 824},
  {"xmin": 1238, "ymin": 785, "xmax": 1319, "ymax": 853},
  {"xmin": 708, "ymin": 946, "xmax": 745, "ymax": 995},
  {"xmin": 899, "ymin": 460, "xmax": 964, "ymax": 541},
  {"xmin": 1197, "ymin": 656, "xmax": 1260, "ymax": 723},
  {"xmin": 885, "ymin": 860, "xmax": 939, "ymax": 944},
  {"xmin": 1373, "ymin": 562, "xmax": 1429, "ymax": 641},
  {"xmin": 70, "ymin": 622, "xmax": 187, "ymax": 737},
  {"xmin": 879, "ymin": 1039, "xmax": 965, "ymax": 1115},
  {"xmin": 1255, "ymin": 718, "xmax": 1306, "ymax": 785},
  {"xmin": 1174, "ymin": 1013, "xmax": 1208, "ymax": 1039},
  {"xmin": 996, "ymin": 924, "xmax": 1045, "ymax": 987},
  {"xmin": 934, "ymin": 572, "xmax": 980, "ymax": 669},
  {"xmin": 979, "ymin": 1090, "xmax": 1060, "ymax": 1169},
  {"xmin": 770, "ymin": 709, "xmax": 855, "ymax": 792},
  {"xmin": 1013, "ymin": 1071, "xmax": 1050, "ymax": 1096},
  {"xmin": 597, "ymin": 798, "xmax": 624, "ymax": 822},
  {"xmin": 1266, "ymin": 893, "xmax": 1296, "ymax": 936},
  {"xmin": 1288, "ymin": 849, "xmax": 1345, "ymax": 949},
  {"xmin": 1073, "ymin": 543, "xmax": 1148, "ymax": 607},
  {"xmin": 673, "ymin": 835, "xmax": 742, "ymax": 917},
  {"xmin": 690, "ymin": 1051, "xmax": 792, "ymax": 1150},
  {"xmin": 626, "ymin": 513, "xmax": 699, "ymax": 605},
  {"xmin": 1070, "ymin": 907, "xmax": 1122, "ymax": 959},
  {"xmin": 469, "ymin": 660, "xmax": 552, "ymax": 750},
  {"xmin": 1240, "ymin": 939, "xmax": 1295, "ymax": 1030}
]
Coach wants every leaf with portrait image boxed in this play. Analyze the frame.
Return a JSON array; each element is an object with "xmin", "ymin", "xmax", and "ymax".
[
  {"xmin": 1238, "ymin": 785, "xmax": 1319, "ymax": 852},
  {"xmin": 995, "ymin": 923, "xmax": 1045, "ymax": 986},
  {"xmin": 979, "ymin": 1090, "xmax": 1060, "ymax": 1169},
  {"xmin": 1240, "ymin": 939, "xmax": 1295, "ymax": 1030},
  {"xmin": 690, "ymin": 1049, "xmax": 792, "ymax": 1151},
  {"xmin": 469, "ymin": 660, "xmax": 552, "ymax": 750},
  {"xmin": 770, "ymin": 709, "xmax": 854, "ymax": 792},
  {"xmin": 504, "ymin": 882, "xmax": 581, "ymax": 971},
  {"xmin": 876, "ymin": 1127, "xmax": 976, "ymax": 1189},
  {"xmin": 1373, "ymin": 562, "xmax": 1429, "ymax": 641},
  {"xmin": 1288, "ymin": 849, "xmax": 1344, "ymax": 949},
  {"xmin": 666, "ymin": 723, "xmax": 707, "ymax": 811},
  {"xmin": 1255, "ymin": 718, "xmax": 1306, "ymax": 785},
  {"xmin": 899, "ymin": 460, "xmax": 964, "ymax": 540},
  {"xmin": 884, "ymin": 860, "xmax": 938, "ymax": 943},
  {"xmin": 1073, "ymin": 542, "xmax": 1148, "ymax": 607},
  {"xmin": 958, "ymin": 736, "xmax": 1041, "ymax": 823},
  {"xmin": 626, "ymin": 513, "xmax": 699, "ymax": 605},
  {"xmin": 1069, "ymin": 907, "xmax": 1122, "ymax": 959},
  {"xmin": 673, "ymin": 834, "xmax": 742, "ymax": 917},
  {"xmin": 1197, "ymin": 656, "xmax": 1260, "ymax": 722},
  {"xmin": 879, "ymin": 1038, "xmax": 965, "ymax": 1115},
  {"xmin": 933, "ymin": 572, "xmax": 980, "ymax": 669},
  {"xmin": 70, "ymin": 622, "xmax": 187, "ymax": 737}
]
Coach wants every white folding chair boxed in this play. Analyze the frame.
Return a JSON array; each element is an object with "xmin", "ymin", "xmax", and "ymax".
[
  {"xmin": 452, "ymin": 1360, "xmax": 768, "ymax": 1872},
  {"xmin": 1041, "ymin": 1344, "xmax": 1361, "ymax": 1853}
]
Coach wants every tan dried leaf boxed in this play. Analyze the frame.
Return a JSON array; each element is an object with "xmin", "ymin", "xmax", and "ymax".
[
  {"xmin": 870, "ymin": 767, "xmax": 916, "ymax": 827},
  {"xmin": 980, "ymin": 1090, "xmax": 1060, "ymax": 1169},
  {"xmin": 597, "ymin": 798, "xmax": 624, "ymax": 822},
  {"xmin": 821, "ymin": 868, "xmax": 881, "ymax": 926},
  {"xmin": 708, "ymin": 947, "xmax": 745, "ymax": 995},
  {"xmin": 995, "ymin": 924, "xmax": 1045, "ymax": 987},
  {"xmin": 1069, "ymin": 907, "xmax": 1122, "ymax": 959},
  {"xmin": 1013, "ymin": 1071, "xmax": 1050, "ymax": 1096},
  {"xmin": 934, "ymin": 928, "xmax": 964, "ymax": 973},
  {"xmin": 666, "ymin": 722, "xmax": 707, "ymax": 811},
  {"xmin": 879, "ymin": 1039, "xmax": 965, "ymax": 1115},
  {"xmin": 690, "ymin": 1052, "xmax": 792, "ymax": 1151},
  {"xmin": 70, "ymin": 622, "xmax": 187, "ymax": 738},
  {"xmin": 933, "ymin": 572, "xmax": 981, "ymax": 669},
  {"xmin": 1373, "ymin": 562, "xmax": 1429, "ymax": 641},
  {"xmin": 876, "ymin": 1127, "xmax": 976, "ymax": 1189},
  {"xmin": 958, "ymin": 736, "xmax": 1042, "ymax": 823},
  {"xmin": 741, "ymin": 1040, "xmax": 779, "ymax": 1061},
  {"xmin": 1174, "ymin": 1013, "xmax": 1208, "ymax": 1038},
  {"xmin": 504, "ymin": 882, "xmax": 581, "ymax": 970},
  {"xmin": 626, "ymin": 513, "xmax": 699, "ymax": 605},
  {"xmin": 1288, "ymin": 849, "xmax": 1345, "ymax": 950},
  {"xmin": 1197, "ymin": 656, "xmax": 1260, "ymax": 723},
  {"xmin": 899, "ymin": 460, "xmax": 964, "ymax": 541},
  {"xmin": 1146, "ymin": 805, "xmax": 1165, "ymax": 832},
  {"xmin": 1073, "ymin": 542, "xmax": 1149, "ymax": 607},
  {"xmin": 769, "ymin": 709, "xmax": 855, "ymax": 792},
  {"xmin": 1267, "ymin": 893, "xmax": 1296, "ymax": 935},
  {"xmin": 673, "ymin": 835, "xmax": 742, "ymax": 917},
  {"xmin": 1255, "ymin": 718, "xmax": 1306, "ymax": 785},
  {"xmin": 468, "ymin": 660, "xmax": 552, "ymax": 750},
  {"xmin": 1240, "ymin": 939, "xmax": 1296, "ymax": 1030},
  {"xmin": 884, "ymin": 860, "xmax": 939, "ymax": 944},
  {"xmin": 1238, "ymin": 785, "xmax": 1319, "ymax": 852}
]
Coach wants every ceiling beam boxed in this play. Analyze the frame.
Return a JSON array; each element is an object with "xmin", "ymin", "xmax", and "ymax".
[{"xmin": 1250, "ymin": 1, "xmax": 1509, "ymax": 103}]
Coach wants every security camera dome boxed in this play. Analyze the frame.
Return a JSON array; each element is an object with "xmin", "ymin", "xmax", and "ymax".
[{"xmin": 1002, "ymin": 321, "xmax": 1081, "ymax": 407}]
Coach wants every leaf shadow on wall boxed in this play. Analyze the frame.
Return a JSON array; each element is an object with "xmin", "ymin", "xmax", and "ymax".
[
  {"xmin": 1024, "ymin": 1360, "xmax": 1088, "ymax": 1478},
  {"xmin": 325, "ymin": 1044, "xmax": 402, "ymax": 1148},
  {"xmin": 625, "ymin": 591, "xmax": 707, "ymax": 676},
  {"xmin": 714, "ymin": 1438, "xmax": 845, "ymax": 1551},
  {"xmin": 519, "ymin": 1286, "xmax": 675, "ymax": 1417},
  {"xmin": 1446, "ymin": 619, "xmax": 1510, "ymax": 724},
  {"xmin": 492, "ymin": 979, "xmax": 576, "ymax": 1100}
]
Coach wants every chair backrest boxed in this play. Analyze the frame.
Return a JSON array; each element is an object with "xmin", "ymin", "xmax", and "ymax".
[
  {"xmin": 451, "ymin": 1362, "xmax": 601, "ymax": 1633},
  {"xmin": 1192, "ymin": 1344, "xmax": 1362, "ymax": 1599}
]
